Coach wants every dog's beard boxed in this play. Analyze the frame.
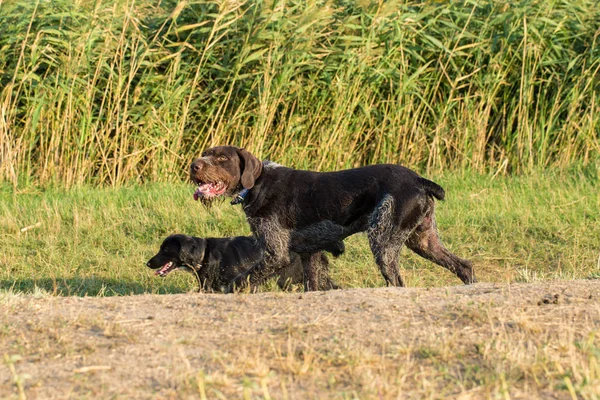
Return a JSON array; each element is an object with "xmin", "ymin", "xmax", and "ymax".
[
  {"xmin": 192, "ymin": 178, "xmax": 242, "ymax": 208},
  {"xmin": 197, "ymin": 193, "xmax": 228, "ymax": 208},
  {"xmin": 190, "ymin": 168, "xmax": 236, "ymax": 203}
]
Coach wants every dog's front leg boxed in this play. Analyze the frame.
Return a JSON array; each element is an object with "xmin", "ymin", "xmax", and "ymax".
[
  {"xmin": 301, "ymin": 252, "xmax": 323, "ymax": 292},
  {"xmin": 300, "ymin": 252, "xmax": 341, "ymax": 292},
  {"xmin": 226, "ymin": 220, "xmax": 291, "ymax": 293},
  {"xmin": 227, "ymin": 253, "xmax": 289, "ymax": 293}
]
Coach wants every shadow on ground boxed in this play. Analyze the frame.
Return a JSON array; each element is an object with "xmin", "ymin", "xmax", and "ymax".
[{"xmin": 0, "ymin": 277, "xmax": 189, "ymax": 296}]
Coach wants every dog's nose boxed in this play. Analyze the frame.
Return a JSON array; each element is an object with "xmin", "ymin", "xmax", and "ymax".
[
  {"xmin": 146, "ymin": 261, "xmax": 151, "ymax": 268},
  {"xmin": 191, "ymin": 160, "xmax": 202, "ymax": 173}
]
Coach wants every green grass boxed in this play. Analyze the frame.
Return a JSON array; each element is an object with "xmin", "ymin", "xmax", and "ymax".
[
  {"xmin": 1, "ymin": 171, "xmax": 598, "ymax": 296},
  {"xmin": 1, "ymin": 0, "xmax": 599, "ymax": 186}
]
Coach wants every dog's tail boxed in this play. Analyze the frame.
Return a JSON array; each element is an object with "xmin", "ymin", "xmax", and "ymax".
[{"xmin": 420, "ymin": 177, "xmax": 445, "ymax": 201}]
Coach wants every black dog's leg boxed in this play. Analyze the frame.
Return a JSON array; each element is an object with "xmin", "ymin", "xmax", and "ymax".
[
  {"xmin": 301, "ymin": 252, "xmax": 340, "ymax": 291},
  {"xmin": 228, "ymin": 218, "xmax": 291, "ymax": 293},
  {"xmin": 406, "ymin": 200, "xmax": 476, "ymax": 284},
  {"xmin": 191, "ymin": 269, "xmax": 204, "ymax": 292},
  {"xmin": 228, "ymin": 256, "xmax": 288, "ymax": 293},
  {"xmin": 301, "ymin": 252, "xmax": 327, "ymax": 291},
  {"xmin": 315, "ymin": 252, "xmax": 341, "ymax": 290},
  {"xmin": 322, "ymin": 241, "xmax": 345, "ymax": 258},
  {"xmin": 275, "ymin": 252, "xmax": 303, "ymax": 291}
]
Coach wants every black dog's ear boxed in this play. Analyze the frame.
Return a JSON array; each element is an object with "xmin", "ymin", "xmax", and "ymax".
[
  {"xmin": 180, "ymin": 238, "xmax": 207, "ymax": 266},
  {"xmin": 237, "ymin": 148, "xmax": 263, "ymax": 190}
]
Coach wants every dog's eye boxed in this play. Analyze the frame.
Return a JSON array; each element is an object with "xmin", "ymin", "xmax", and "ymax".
[{"xmin": 217, "ymin": 155, "xmax": 228, "ymax": 162}]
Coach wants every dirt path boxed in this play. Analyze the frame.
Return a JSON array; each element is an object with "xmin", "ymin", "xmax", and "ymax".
[{"xmin": 2, "ymin": 280, "xmax": 599, "ymax": 399}]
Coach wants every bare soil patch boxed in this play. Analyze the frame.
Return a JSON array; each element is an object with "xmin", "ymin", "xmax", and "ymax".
[{"xmin": 2, "ymin": 280, "xmax": 599, "ymax": 399}]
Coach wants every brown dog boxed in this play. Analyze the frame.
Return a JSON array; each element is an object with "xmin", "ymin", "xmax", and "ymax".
[{"xmin": 190, "ymin": 146, "xmax": 475, "ymax": 292}]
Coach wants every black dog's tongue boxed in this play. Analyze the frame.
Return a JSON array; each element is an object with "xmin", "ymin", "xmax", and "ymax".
[{"xmin": 155, "ymin": 261, "xmax": 174, "ymax": 277}]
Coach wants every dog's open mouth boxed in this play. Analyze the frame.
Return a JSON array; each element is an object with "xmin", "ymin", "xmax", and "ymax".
[
  {"xmin": 193, "ymin": 181, "xmax": 227, "ymax": 201},
  {"xmin": 155, "ymin": 261, "xmax": 177, "ymax": 277}
]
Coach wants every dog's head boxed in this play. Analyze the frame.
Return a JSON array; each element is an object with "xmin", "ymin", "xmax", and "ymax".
[
  {"xmin": 146, "ymin": 234, "xmax": 207, "ymax": 277},
  {"xmin": 189, "ymin": 146, "xmax": 262, "ymax": 206}
]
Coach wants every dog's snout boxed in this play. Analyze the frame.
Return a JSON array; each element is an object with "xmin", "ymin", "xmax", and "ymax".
[
  {"xmin": 190, "ymin": 159, "xmax": 204, "ymax": 173},
  {"xmin": 146, "ymin": 261, "xmax": 151, "ymax": 268}
]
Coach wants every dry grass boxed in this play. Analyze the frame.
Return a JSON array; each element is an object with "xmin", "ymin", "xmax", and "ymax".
[{"xmin": 1, "ymin": 281, "xmax": 599, "ymax": 399}]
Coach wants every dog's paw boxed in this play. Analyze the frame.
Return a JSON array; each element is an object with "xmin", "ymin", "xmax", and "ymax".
[
  {"xmin": 223, "ymin": 283, "xmax": 235, "ymax": 294},
  {"xmin": 327, "ymin": 241, "xmax": 345, "ymax": 258}
]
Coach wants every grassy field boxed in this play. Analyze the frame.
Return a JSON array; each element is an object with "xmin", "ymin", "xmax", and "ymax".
[{"xmin": 1, "ymin": 171, "xmax": 598, "ymax": 296}]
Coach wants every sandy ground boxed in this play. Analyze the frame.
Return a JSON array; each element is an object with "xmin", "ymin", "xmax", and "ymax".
[{"xmin": 1, "ymin": 280, "xmax": 599, "ymax": 399}]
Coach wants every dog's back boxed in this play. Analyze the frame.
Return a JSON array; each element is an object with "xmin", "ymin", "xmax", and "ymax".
[
  {"xmin": 248, "ymin": 164, "xmax": 441, "ymax": 230},
  {"xmin": 203, "ymin": 236, "xmax": 263, "ymax": 287},
  {"xmin": 210, "ymin": 237, "xmax": 338, "ymax": 291}
]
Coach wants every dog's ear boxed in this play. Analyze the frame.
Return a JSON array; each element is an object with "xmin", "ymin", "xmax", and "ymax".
[
  {"xmin": 180, "ymin": 238, "xmax": 207, "ymax": 266},
  {"xmin": 237, "ymin": 148, "xmax": 262, "ymax": 189}
]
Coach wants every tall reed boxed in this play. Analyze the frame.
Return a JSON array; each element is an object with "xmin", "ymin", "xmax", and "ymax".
[{"xmin": 1, "ymin": 0, "xmax": 598, "ymax": 186}]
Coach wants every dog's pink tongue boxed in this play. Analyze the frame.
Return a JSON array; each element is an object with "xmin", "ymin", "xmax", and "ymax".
[
  {"xmin": 193, "ymin": 186, "xmax": 204, "ymax": 201},
  {"xmin": 155, "ymin": 262, "xmax": 174, "ymax": 276},
  {"xmin": 193, "ymin": 184, "xmax": 211, "ymax": 201}
]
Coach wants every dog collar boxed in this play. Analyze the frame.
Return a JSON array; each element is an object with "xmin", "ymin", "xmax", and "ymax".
[{"xmin": 230, "ymin": 188, "xmax": 250, "ymax": 205}]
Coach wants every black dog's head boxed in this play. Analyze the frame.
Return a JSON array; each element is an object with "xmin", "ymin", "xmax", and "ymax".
[
  {"xmin": 189, "ymin": 146, "xmax": 263, "ymax": 206},
  {"xmin": 146, "ymin": 234, "xmax": 207, "ymax": 277}
]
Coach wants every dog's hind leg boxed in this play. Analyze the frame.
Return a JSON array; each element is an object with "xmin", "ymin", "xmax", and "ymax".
[
  {"xmin": 406, "ymin": 199, "xmax": 476, "ymax": 284},
  {"xmin": 367, "ymin": 194, "xmax": 415, "ymax": 287}
]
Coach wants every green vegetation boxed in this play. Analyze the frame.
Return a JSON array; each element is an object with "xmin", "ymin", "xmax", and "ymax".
[
  {"xmin": 0, "ymin": 0, "xmax": 598, "ymax": 294},
  {"xmin": 1, "ymin": 172, "xmax": 598, "ymax": 296},
  {"xmin": 1, "ymin": 0, "xmax": 599, "ymax": 187}
]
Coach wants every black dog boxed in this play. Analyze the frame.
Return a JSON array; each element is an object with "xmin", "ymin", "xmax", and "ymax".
[
  {"xmin": 146, "ymin": 234, "xmax": 342, "ymax": 292},
  {"xmin": 189, "ymin": 146, "xmax": 476, "ymax": 292}
]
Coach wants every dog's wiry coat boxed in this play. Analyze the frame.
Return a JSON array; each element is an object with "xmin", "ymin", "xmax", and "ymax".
[{"xmin": 190, "ymin": 146, "xmax": 476, "ymax": 292}]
